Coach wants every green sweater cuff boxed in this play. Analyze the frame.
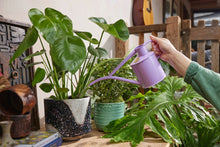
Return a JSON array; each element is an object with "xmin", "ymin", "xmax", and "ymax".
[{"xmin": 184, "ymin": 61, "xmax": 200, "ymax": 84}]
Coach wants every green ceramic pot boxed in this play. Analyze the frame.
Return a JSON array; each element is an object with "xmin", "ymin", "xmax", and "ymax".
[{"xmin": 94, "ymin": 102, "xmax": 125, "ymax": 131}]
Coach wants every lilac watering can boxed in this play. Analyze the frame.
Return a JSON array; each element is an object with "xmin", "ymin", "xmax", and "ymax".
[{"xmin": 89, "ymin": 40, "xmax": 166, "ymax": 88}]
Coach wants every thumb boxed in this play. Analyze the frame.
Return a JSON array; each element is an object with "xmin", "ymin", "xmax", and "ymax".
[{"xmin": 150, "ymin": 35, "xmax": 158, "ymax": 42}]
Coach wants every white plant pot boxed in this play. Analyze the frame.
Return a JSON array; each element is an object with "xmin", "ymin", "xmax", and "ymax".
[{"xmin": 44, "ymin": 97, "xmax": 91, "ymax": 141}]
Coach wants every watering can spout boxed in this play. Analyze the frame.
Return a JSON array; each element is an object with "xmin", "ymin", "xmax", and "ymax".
[
  {"xmin": 89, "ymin": 40, "xmax": 166, "ymax": 89},
  {"xmin": 89, "ymin": 76, "xmax": 141, "ymax": 87}
]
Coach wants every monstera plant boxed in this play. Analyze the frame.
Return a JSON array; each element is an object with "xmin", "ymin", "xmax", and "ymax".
[
  {"xmin": 9, "ymin": 7, "xmax": 129, "ymax": 140},
  {"xmin": 103, "ymin": 76, "xmax": 220, "ymax": 147},
  {"xmin": 9, "ymin": 7, "xmax": 129, "ymax": 100}
]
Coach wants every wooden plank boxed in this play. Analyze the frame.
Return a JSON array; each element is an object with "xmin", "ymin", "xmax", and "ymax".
[
  {"xmin": 181, "ymin": 19, "xmax": 191, "ymax": 59},
  {"xmin": 0, "ymin": 17, "xmax": 30, "ymax": 28},
  {"xmin": 197, "ymin": 20, "xmax": 206, "ymax": 67},
  {"xmin": 128, "ymin": 24, "xmax": 166, "ymax": 34},
  {"xmin": 191, "ymin": 27, "xmax": 220, "ymax": 40},
  {"xmin": 115, "ymin": 38, "xmax": 129, "ymax": 58},
  {"xmin": 139, "ymin": 33, "xmax": 144, "ymax": 45},
  {"xmin": 211, "ymin": 20, "xmax": 219, "ymax": 73},
  {"xmin": 166, "ymin": 16, "xmax": 181, "ymax": 50},
  {"xmin": 191, "ymin": 2, "xmax": 220, "ymax": 10},
  {"xmin": 182, "ymin": 0, "xmax": 191, "ymax": 17}
]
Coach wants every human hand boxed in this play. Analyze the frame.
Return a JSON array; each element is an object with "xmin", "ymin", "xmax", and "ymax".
[{"xmin": 150, "ymin": 35, "xmax": 177, "ymax": 62}]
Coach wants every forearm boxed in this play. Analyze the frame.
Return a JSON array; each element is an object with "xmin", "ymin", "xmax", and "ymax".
[{"xmin": 167, "ymin": 50, "xmax": 191, "ymax": 77}]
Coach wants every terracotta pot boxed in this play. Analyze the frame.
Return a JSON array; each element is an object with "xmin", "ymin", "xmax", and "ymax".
[
  {"xmin": 44, "ymin": 97, "xmax": 91, "ymax": 141},
  {"xmin": 0, "ymin": 84, "xmax": 36, "ymax": 115}
]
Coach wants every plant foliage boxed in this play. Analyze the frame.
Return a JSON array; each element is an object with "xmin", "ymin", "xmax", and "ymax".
[
  {"xmin": 103, "ymin": 76, "xmax": 220, "ymax": 147},
  {"xmin": 9, "ymin": 7, "xmax": 129, "ymax": 100},
  {"xmin": 90, "ymin": 58, "xmax": 139, "ymax": 103}
]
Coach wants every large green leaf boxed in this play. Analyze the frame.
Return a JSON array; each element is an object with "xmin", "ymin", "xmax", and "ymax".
[
  {"xmin": 45, "ymin": 8, "xmax": 73, "ymax": 37},
  {"xmin": 28, "ymin": 8, "xmax": 57, "ymax": 44},
  {"xmin": 9, "ymin": 26, "xmax": 38, "ymax": 65},
  {"xmin": 103, "ymin": 112, "xmax": 147, "ymax": 147},
  {"xmin": 89, "ymin": 17, "xmax": 129, "ymax": 41},
  {"xmin": 50, "ymin": 35, "xmax": 86, "ymax": 73},
  {"xmin": 156, "ymin": 76, "xmax": 186, "ymax": 94}
]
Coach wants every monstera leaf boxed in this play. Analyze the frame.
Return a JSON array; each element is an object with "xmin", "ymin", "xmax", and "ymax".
[
  {"xmin": 103, "ymin": 76, "xmax": 219, "ymax": 147},
  {"xmin": 89, "ymin": 17, "xmax": 129, "ymax": 41},
  {"xmin": 50, "ymin": 35, "xmax": 86, "ymax": 73}
]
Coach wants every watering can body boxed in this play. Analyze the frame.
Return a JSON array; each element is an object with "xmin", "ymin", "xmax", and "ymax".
[
  {"xmin": 130, "ymin": 51, "xmax": 166, "ymax": 88},
  {"xmin": 89, "ymin": 40, "xmax": 166, "ymax": 88}
]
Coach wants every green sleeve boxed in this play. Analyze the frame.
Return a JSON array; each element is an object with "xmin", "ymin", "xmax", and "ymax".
[{"xmin": 184, "ymin": 61, "xmax": 220, "ymax": 111}]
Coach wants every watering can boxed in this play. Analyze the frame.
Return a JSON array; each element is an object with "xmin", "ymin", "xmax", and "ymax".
[{"xmin": 89, "ymin": 40, "xmax": 166, "ymax": 88}]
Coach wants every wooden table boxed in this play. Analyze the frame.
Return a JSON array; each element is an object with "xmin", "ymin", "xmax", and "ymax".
[{"xmin": 61, "ymin": 123, "xmax": 170, "ymax": 147}]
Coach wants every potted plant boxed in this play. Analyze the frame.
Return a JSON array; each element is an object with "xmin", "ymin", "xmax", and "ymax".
[
  {"xmin": 89, "ymin": 58, "xmax": 139, "ymax": 131},
  {"xmin": 103, "ymin": 76, "xmax": 220, "ymax": 147},
  {"xmin": 9, "ymin": 7, "xmax": 129, "ymax": 140}
]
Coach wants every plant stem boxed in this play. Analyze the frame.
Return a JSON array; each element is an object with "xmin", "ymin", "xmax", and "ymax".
[{"xmin": 98, "ymin": 31, "xmax": 105, "ymax": 48}]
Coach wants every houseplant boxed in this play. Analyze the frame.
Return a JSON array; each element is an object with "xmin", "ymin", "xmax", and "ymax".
[
  {"xmin": 89, "ymin": 58, "xmax": 139, "ymax": 131},
  {"xmin": 9, "ymin": 7, "xmax": 129, "ymax": 140},
  {"xmin": 103, "ymin": 76, "xmax": 220, "ymax": 147}
]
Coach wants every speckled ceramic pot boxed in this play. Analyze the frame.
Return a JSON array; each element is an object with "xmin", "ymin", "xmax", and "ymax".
[
  {"xmin": 44, "ymin": 97, "xmax": 91, "ymax": 141},
  {"xmin": 94, "ymin": 102, "xmax": 125, "ymax": 131}
]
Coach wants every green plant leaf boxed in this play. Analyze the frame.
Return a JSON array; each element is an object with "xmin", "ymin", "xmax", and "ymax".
[
  {"xmin": 197, "ymin": 124, "xmax": 220, "ymax": 147},
  {"xmin": 75, "ymin": 31, "xmax": 99, "ymax": 44},
  {"xmin": 39, "ymin": 83, "xmax": 54, "ymax": 92},
  {"xmin": 45, "ymin": 7, "xmax": 73, "ymax": 37},
  {"xmin": 57, "ymin": 87, "xmax": 69, "ymax": 93},
  {"xmin": 28, "ymin": 8, "xmax": 57, "ymax": 44},
  {"xmin": 89, "ymin": 17, "xmax": 108, "ymax": 29},
  {"xmin": 26, "ymin": 62, "xmax": 43, "ymax": 67},
  {"xmin": 103, "ymin": 112, "xmax": 146, "ymax": 147},
  {"xmin": 156, "ymin": 76, "xmax": 186, "ymax": 94},
  {"xmin": 89, "ymin": 17, "xmax": 129, "ymax": 41},
  {"xmin": 88, "ymin": 45, "xmax": 98, "ymax": 57},
  {"xmin": 32, "ymin": 67, "xmax": 46, "ymax": 86},
  {"xmin": 50, "ymin": 35, "xmax": 86, "ymax": 73},
  {"xmin": 24, "ymin": 50, "xmax": 46, "ymax": 61},
  {"xmin": 9, "ymin": 26, "xmax": 38, "ymax": 65},
  {"xmin": 112, "ymin": 19, "xmax": 130, "ymax": 41},
  {"xmin": 96, "ymin": 47, "xmax": 108, "ymax": 57}
]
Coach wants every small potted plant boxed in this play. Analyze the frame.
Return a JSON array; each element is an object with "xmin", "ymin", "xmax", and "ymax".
[
  {"xmin": 89, "ymin": 58, "xmax": 139, "ymax": 131},
  {"xmin": 9, "ymin": 7, "xmax": 129, "ymax": 140}
]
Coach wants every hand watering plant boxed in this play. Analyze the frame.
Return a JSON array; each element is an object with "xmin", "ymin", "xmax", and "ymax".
[{"xmin": 9, "ymin": 7, "xmax": 129, "ymax": 100}]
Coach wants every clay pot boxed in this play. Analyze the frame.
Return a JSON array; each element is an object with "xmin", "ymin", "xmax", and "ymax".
[{"xmin": 0, "ymin": 84, "xmax": 36, "ymax": 115}]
